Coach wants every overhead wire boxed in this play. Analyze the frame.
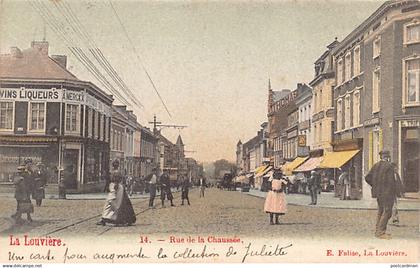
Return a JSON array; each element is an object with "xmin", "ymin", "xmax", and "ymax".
[
  {"xmin": 55, "ymin": 0, "xmax": 145, "ymax": 109},
  {"xmin": 108, "ymin": 0, "xmax": 173, "ymax": 118},
  {"xmin": 30, "ymin": 0, "xmax": 131, "ymax": 106}
]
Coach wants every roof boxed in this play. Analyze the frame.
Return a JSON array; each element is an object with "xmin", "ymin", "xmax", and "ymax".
[
  {"xmin": 176, "ymin": 135, "xmax": 184, "ymax": 146},
  {"xmin": 0, "ymin": 47, "xmax": 78, "ymax": 81},
  {"xmin": 272, "ymin": 90, "xmax": 291, "ymax": 102}
]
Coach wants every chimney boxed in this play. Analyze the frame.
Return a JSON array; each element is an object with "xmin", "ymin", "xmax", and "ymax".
[
  {"xmin": 10, "ymin": 47, "xmax": 22, "ymax": 58},
  {"xmin": 51, "ymin": 55, "xmax": 67, "ymax": 69},
  {"xmin": 31, "ymin": 40, "xmax": 49, "ymax": 55}
]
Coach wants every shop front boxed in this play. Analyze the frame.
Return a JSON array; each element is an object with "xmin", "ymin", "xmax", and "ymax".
[
  {"xmin": 398, "ymin": 119, "xmax": 420, "ymax": 194},
  {"xmin": 0, "ymin": 136, "xmax": 59, "ymax": 184}
]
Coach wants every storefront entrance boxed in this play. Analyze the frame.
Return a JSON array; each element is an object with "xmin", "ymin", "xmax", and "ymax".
[
  {"xmin": 402, "ymin": 128, "xmax": 419, "ymax": 193},
  {"xmin": 63, "ymin": 149, "xmax": 79, "ymax": 189}
]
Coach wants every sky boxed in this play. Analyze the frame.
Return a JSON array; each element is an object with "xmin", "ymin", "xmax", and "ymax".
[{"xmin": 0, "ymin": 0, "xmax": 383, "ymax": 163}]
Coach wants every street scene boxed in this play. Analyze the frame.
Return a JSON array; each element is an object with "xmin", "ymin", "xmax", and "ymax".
[{"xmin": 0, "ymin": 0, "xmax": 419, "ymax": 265}]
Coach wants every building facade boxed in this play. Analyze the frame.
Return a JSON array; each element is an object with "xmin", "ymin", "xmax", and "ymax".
[
  {"xmin": 332, "ymin": 0, "xmax": 420, "ymax": 198},
  {"xmin": 0, "ymin": 41, "xmax": 113, "ymax": 193},
  {"xmin": 295, "ymin": 85, "xmax": 313, "ymax": 157}
]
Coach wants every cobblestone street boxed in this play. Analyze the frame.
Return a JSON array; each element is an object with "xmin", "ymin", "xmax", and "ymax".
[{"xmin": 1, "ymin": 188, "xmax": 418, "ymax": 241}]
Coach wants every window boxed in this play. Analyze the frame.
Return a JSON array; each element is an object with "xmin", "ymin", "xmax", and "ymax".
[
  {"xmin": 0, "ymin": 102, "xmax": 13, "ymax": 130},
  {"xmin": 337, "ymin": 58, "xmax": 344, "ymax": 84},
  {"xmin": 319, "ymin": 89, "xmax": 323, "ymax": 109},
  {"xmin": 65, "ymin": 104, "xmax": 79, "ymax": 133},
  {"xmin": 319, "ymin": 122, "xmax": 322, "ymax": 144},
  {"xmin": 404, "ymin": 21, "xmax": 420, "ymax": 44},
  {"xmin": 372, "ymin": 68, "xmax": 380, "ymax": 113},
  {"xmin": 404, "ymin": 57, "xmax": 420, "ymax": 105},
  {"xmin": 373, "ymin": 37, "xmax": 381, "ymax": 59},
  {"xmin": 344, "ymin": 95, "xmax": 351, "ymax": 129},
  {"xmin": 336, "ymin": 99, "xmax": 343, "ymax": 131},
  {"xmin": 345, "ymin": 52, "xmax": 352, "ymax": 81},
  {"xmin": 28, "ymin": 102, "xmax": 45, "ymax": 131},
  {"xmin": 353, "ymin": 90, "xmax": 360, "ymax": 127},
  {"xmin": 88, "ymin": 108, "xmax": 93, "ymax": 138},
  {"xmin": 353, "ymin": 46, "xmax": 361, "ymax": 76}
]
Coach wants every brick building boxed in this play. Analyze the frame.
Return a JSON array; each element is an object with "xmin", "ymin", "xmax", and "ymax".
[
  {"xmin": 0, "ymin": 41, "xmax": 113, "ymax": 193},
  {"xmin": 332, "ymin": 0, "xmax": 420, "ymax": 198}
]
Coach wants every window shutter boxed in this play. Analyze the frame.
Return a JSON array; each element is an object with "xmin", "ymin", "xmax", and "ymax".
[
  {"xmin": 368, "ymin": 131, "xmax": 373, "ymax": 169},
  {"xmin": 379, "ymin": 129, "xmax": 383, "ymax": 152}
]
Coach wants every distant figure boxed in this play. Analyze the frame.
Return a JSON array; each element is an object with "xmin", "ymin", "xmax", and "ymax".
[
  {"xmin": 199, "ymin": 177, "xmax": 206, "ymax": 198},
  {"xmin": 339, "ymin": 170, "xmax": 350, "ymax": 200},
  {"xmin": 160, "ymin": 172, "xmax": 174, "ymax": 207},
  {"xmin": 97, "ymin": 160, "xmax": 136, "ymax": 226},
  {"xmin": 181, "ymin": 177, "xmax": 191, "ymax": 206},
  {"xmin": 148, "ymin": 169, "xmax": 158, "ymax": 208},
  {"xmin": 308, "ymin": 170, "xmax": 321, "ymax": 205},
  {"xmin": 365, "ymin": 150, "xmax": 404, "ymax": 239},
  {"xmin": 33, "ymin": 162, "xmax": 47, "ymax": 206},
  {"xmin": 264, "ymin": 169, "xmax": 287, "ymax": 225},
  {"xmin": 11, "ymin": 165, "xmax": 34, "ymax": 224}
]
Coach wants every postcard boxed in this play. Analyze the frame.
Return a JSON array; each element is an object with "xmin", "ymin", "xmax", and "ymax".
[{"xmin": 0, "ymin": 0, "xmax": 419, "ymax": 265}]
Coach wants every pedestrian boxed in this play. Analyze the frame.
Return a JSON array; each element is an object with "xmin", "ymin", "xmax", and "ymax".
[
  {"xmin": 97, "ymin": 160, "xmax": 136, "ymax": 226},
  {"xmin": 22, "ymin": 158, "xmax": 35, "ymax": 198},
  {"xmin": 308, "ymin": 170, "xmax": 321, "ymax": 205},
  {"xmin": 264, "ymin": 169, "xmax": 287, "ymax": 225},
  {"xmin": 11, "ymin": 165, "xmax": 34, "ymax": 224},
  {"xmin": 199, "ymin": 177, "xmax": 206, "ymax": 198},
  {"xmin": 148, "ymin": 168, "xmax": 158, "ymax": 208},
  {"xmin": 160, "ymin": 171, "xmax": 174, "ymax": 207},
  {"xmin": 339, "ymin": 170, "xmax": 350, "ymax": 200},
  {"xmin": 391, "ymin": 163, "xmax": 404, "ymax": 226},
  {"xmin": 33, "ymin": 162, "xmax": 47, "ymax": 206},
  {"xmin": 365, "ymin": 150, "xmax": 404, "ymax": 239},
  {"xmin": 181, "ymin": 176, "xmax": 191, "ymax": 206}
]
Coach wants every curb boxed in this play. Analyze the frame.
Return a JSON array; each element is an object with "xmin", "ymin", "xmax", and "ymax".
[{"xmin": 244, "ymin": 192, "xmax": 420, "ymax": 212}]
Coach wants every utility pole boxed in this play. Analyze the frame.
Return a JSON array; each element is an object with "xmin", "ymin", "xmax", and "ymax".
[{"xmin": 148, "ymin": 114, "xmax": 187, "ymax": 133}]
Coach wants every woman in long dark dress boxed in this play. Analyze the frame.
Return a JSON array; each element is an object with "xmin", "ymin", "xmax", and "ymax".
[{"xmin": 97, "ymin": 160, "xmax": 136, "ymax": 226}]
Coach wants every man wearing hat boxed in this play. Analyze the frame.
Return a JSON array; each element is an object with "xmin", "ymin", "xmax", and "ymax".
[
  {"xmin": 365, "ymin": 150, "xmax": 403, "ymax": 239},
  {"xmin": 11, "ymin": 166, "xmax": 34, "ymax": 224},
  {"xmin": 308, "ymin": 170, "xmax": 321, "ymax": 205},
  {"xmin": 23, "ymin": 158, "xmax": 35, "ymax": 198}
]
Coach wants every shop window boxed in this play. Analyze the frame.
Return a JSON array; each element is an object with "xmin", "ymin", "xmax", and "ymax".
[
  {"xmin": 403, "ymin": 57, "xmax": 420, "ymax": 106},
  {"xmin": 404, "ymin": 21, "xmax": 420, "ymax": 45},
  {"xmin": 372, "ymin": 68, "xmax": 381, "ymax": 113},
  {"xmin": 65, "ymin": 104, "xmax": 80, "ymax": 133},
  {"xmin": 0, "ymin": 101, "xmax": 14, "ymax": 130}
]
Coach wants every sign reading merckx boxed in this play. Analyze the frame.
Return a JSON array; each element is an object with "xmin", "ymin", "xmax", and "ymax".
[{"xmin": 0, "ymin": 87, "xmax": 111, "ymax": 115}]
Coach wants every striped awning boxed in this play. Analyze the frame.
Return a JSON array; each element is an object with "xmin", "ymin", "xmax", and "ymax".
[{"xmin": 293, "ymin": 157, "xmax": 323, "ymax": 173}]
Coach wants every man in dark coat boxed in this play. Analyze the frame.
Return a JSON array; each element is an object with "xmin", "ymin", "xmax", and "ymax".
[
  {"xmin": 11, "ymin": 166, "xmax": 34, "ymax": 224},
  {"xmin": 33, "ymin": 162, "xmax": 47, "ymax": 206},
  {"xmin": 365, "ymin": 150, "xmax": 404, "ymax": 239},
  {"xmin": 308, "ymin": 170, "xmax": 321, "ymax": 205},
  {"xmin": 160, "ymin": 172, "xmax": 174, "ymax": 207}
]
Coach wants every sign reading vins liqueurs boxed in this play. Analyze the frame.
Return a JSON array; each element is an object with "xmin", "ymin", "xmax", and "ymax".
[{"xmin": 0, "ymin": 87, "xmax": 62, "ymax": 102}]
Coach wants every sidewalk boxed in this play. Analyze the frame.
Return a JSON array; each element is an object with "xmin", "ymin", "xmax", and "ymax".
[
  {"xmin": 245, "ymin": 189, "xmax": 420, "ymax": 211},
  {"xmin": 0, "ymin": 188, "xmax": 181, "ymax": 200}
]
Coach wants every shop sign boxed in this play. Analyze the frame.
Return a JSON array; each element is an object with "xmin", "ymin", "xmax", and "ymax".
[
  {"xmin": 298, "ymin": 135, "xmax": 306, "ymax": 146},
  {"xmin": 287, "ymin": 129, "xmax": 298, "ymax": 138},
  {"xmin": 364, "ymin": 116, "xmax": 380, "ymax": 127},
  {"xmin": 63, "ymin": 89, "xmax": 85, "ymax": 103},
  {"xmin": 401, "ymin": 119, "xmax": 420, "ymax": 128},
  {"xmin": 0, "ymin": 87, "xmax": 62, "ymax": 102}
]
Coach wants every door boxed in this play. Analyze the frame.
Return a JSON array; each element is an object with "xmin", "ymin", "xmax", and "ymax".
[
  {"xmin": 402, "ymin": 128, "xmax": 419, "ymax": 193},
  {"xmin": 63, "ymin": 149, "xmax": 79, "ymax": 189}
]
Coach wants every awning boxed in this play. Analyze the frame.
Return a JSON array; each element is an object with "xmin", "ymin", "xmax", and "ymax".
[
  {"xmin": 293, "ymin": 157, "xmax": 323, "ymax": 172},
  {"xmin": 319, "ymin": 150, "xmax": 360, "ymax": 168},
  {"xmin": 282, "ymin": 157, "xmax": 307, "ymax": 175},
  {"xmin": 246, "ymin": 173, "xmax": 254, "ymax": 178},
  {"xmin": 255, "ymin": 165, "xmax": 272, "ymax": 178},
  {"xmin": 253, "ymin": 165, "xmax": 267, "ymax": 174},
  {"xmin": 235, "ymin": 175, "xmax": 248, "ymax": 183}
]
